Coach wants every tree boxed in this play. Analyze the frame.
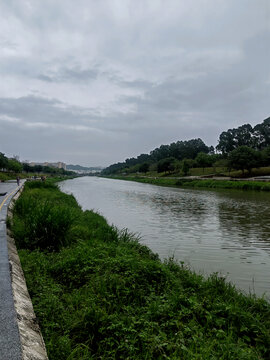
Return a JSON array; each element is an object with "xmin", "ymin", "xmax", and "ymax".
[
  {"xmin": 228, "ymin": 146, "xmax": 259, "ymax": 175},
  {"xmin": 195, "ymin": 152, "xmax": 213, "ymax": 173},
  {"xmin": 216, "ymin": 129, "xmax": 236, "ymax": 154},
  {"xmin": 0, "ymin": 152, "xmax": 8, "ymax": 170},
  {"xmin": 136, "ymin": 154, "xmax": 151, "ymax": 164},
  {"xmin": 157, "ymin": 157, "xmax": 176, "ymax": 173},
  {"xmin": 253, "ymin": 117, "xmax": 270, "ymax": 150},
  {"xmin": 139, "ymin": 163, "xmax": 150, "ymax": 174},
  {"xmin": 7, "ymin": 158, "xmax": 23, "ymax": 173},
  {"xmin": 261, "ymin": 146, "xmax": 270, "ymax": 166},
  {"xmin": 234, "ymin": 124, "xmax": 253, "ymax": 147},
  {"xmin": 150, "ymin": 144, "xmax": 171, "ymax": 161},
  {"xmin": 208, "ymin": 146, "xmax": 215, "ymax": 155},
  {"xmin": 216, "ymin": 124, "xmax": 253, "ymax": 154},
  {"xmin": 22, "ymin": 163, "xmax": 32, "ymax": 173},
  {"xmin": 181, "ymin": 159, "xmax": 193, "ymax": 176}
]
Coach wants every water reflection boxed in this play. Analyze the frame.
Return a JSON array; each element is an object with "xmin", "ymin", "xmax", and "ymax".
[
  {"xmin": 60, "ymin": 177, "xmax": 270, "ymax": 298},
  {"xmin": 217, "ymin": 193, "xmax": 270, "ymax": 253}
]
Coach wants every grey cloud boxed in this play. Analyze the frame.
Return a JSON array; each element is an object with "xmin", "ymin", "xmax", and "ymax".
[
  {"xmin": 0, "ymin": 96, "xmax": 101, "ymax": 127},
  {"xmin": 0, "ymin": 0, "xmax": 269, "ymax": 166},
  {"xmin": 37, "ymin": 66, "xmax": 99, "ymax": 83},
  {"xmin": 37, "ymin": 74, "xmax": 54, "ymax": 82}
]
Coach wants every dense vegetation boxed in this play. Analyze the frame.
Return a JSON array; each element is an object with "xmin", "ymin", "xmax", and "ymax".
[
  {"xmin": 102, "ymin": 117, "xmax": 270, "ymax": 176},
  {"xmin": 22, "ymin": 162, "xmax": 75, "ymax": 176},
  {"xmin": 10, "ymin": 181, "xmax": 270, "ymax": 359},
  {"xmin": 0, "ymin": 152, "xmax": 23, "ymax": 173}
]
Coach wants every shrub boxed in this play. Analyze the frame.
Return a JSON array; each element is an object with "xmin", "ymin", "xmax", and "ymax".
[{"xmin": 12, "ymin": 197, "xmax": 78, "ymax": 250}]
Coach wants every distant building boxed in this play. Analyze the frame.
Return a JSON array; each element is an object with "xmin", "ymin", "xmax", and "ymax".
[
  {"xmin": 72, "ymin": 169, "xmax": 101, "ymax": 174},
  {"xmin": 29, "ymin": 161, "xmax": 67, "ymax": 170}
]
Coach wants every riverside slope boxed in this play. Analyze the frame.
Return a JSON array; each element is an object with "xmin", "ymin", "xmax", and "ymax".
[{"xmin": 9, "ymin": 180, "xmax": 270, "ymax": 359}]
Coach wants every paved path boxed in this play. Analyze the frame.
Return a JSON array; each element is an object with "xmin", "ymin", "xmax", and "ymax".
[{"xmin": 0, "ymin": 181, "xmax": 23, "ymax": 360}]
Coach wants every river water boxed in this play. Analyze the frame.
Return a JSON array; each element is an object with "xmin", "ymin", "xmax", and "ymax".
[{"xmin": 60, "ymin": 176, "xmax": 270, "ymax": 298}]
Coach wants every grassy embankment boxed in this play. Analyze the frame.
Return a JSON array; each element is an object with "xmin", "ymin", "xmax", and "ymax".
[
  {"xmin": 0, "ymin": 171, "xmax": 77, "ymax": 182},
  {"xmin": 122, "ymin": 166, "xmax": 270, "ymax": 179},
  {"xmin": 106, "ymin": 175, "xmax": 270, "ymax": 192},
  {"xmin": 0, "ymin": 172, "xmax": 26, "ymax": 181},
  {"xmin": 184, "ymin": 166, "xmax": 270, "ymax": 178},
  {"xmin": 10, "ymin": 181, "xmax": 270, "ymax": 359}
]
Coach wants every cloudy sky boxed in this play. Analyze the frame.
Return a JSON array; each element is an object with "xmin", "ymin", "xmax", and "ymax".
[{"xmin": 0, "ymin": 0, "xmax": 269, "ymax": 166}]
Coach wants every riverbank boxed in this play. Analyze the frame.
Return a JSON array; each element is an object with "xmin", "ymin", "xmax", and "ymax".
[
  {"xmin": 103, "ymin": 175, "xmax": 270, "ymax": 191},
  {"xmin": 9, "ymin": 181, "xmax": 270, "ymax": 359}
]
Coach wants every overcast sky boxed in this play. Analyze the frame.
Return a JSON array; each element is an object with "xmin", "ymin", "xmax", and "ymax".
[{"xmin": 0, "ymin": 0, "xmax": 269, "ymax": 166}]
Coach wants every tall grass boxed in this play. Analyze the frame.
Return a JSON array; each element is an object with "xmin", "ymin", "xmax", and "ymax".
[
  {"xmin": 175, "ymin": 178, "xmax": 270, "ymax": 191},
  {"xmin": 12, "ymin": 181, "xmax": 80, "ymax": 250},
  {"xmin": 11, "ymin": 182, "xmax": 270, "ymax": 359}
]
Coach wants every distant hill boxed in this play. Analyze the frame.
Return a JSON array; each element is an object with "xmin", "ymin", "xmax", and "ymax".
[{"xmin": 67, "ymin": 164, "xmax": 104, "ymax": 171}]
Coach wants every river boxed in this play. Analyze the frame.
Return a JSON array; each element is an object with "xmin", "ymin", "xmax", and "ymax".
[{"xmin": 60, "ymin": 176, "xmax": 270, "ymax": 298}]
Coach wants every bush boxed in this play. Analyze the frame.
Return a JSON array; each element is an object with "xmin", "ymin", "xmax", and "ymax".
[
  {"xmin": 25, "ymin": 181, "xmax": 59, "ymax": 190},
  {"xmin": 11, "ymin": 181, "xmax": 81, "ymax": 251},
  {"xmin": 12, "ymin": 197, "xmax": 78, "ymax": 250}
]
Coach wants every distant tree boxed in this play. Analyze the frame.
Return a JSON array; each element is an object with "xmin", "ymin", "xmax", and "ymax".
[
  {"xmin": 181, "ymin": 159, "xmax": 193, "ymax": 176},
  {"xmin": 102, "ymin": 162, "xmax": 126, "ymax": 175},
  {"xmin": 136, "ymin": 154, "xmax": 151, "ymax": 164},
  {"xmin": 34, "ymin": 165, "xmax": 43, "ymax": 173},
  {"xmin": 157, "ymin": 157, "xmax": 176, "ymax": 173},
  {"xmin": 195, "ymin": 152, "xmax": 213, "ymax": 173},
  {"xmin": 150, "ymin": 138, "xmax": 209, "ymax": 162},
  {"xmin": 216, "ymin": 124, "xmax": 253, "ymax": 154},
  {"xmin": 139, "ymin": 163, "xmax": 150, "ymax": 173},
  {"xmin": 216, "ymin": 129, "xmax": 236, "ymax": 154},
  {"xmin": 234, "ymin": 124, "xmax": 253, "ymax": 147},
  {"xmin": 22, "ymin": 163, "xmax": 32, "ymax": 173},
  {"xmin": 150, "ymin": 145, "xmax": 171, "ymax": 161},
  {"xmin": 7, "ymin": 158, "xmax": 22, "ymax": 173},
  {"xmin": 0, "ymin": 152, "xmax": 8, "ymax": 170},
  {"xmin": 102, "ymin": 137, "xmax": 211, "ymax": 175},
  {"xmin": 228, "ymin": 146, "xmax": 259, "ymax": 174},
  {"xmin": 261, "ymin": 146, "xmax": 270, "ymax": 166},
  {"xmin": 125, "ymin": 157, "xmax": 137, "ymax": 167},
  {"xmin": 253, "ymin": 117, "xmax": 270, "ymax": 150}
]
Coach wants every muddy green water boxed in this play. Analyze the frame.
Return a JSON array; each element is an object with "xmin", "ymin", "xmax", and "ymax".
[{"xmin": 60, "ymin": 176, "xmax": 270, "ymax": 298}]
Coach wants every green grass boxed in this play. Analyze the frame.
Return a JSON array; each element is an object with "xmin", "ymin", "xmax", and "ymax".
[
  {"xmin": 0, "ymin": 171, "xmax": 76, "ymax": 182},
  {"xmin": 186, "ymin": 166, "xmax": 270, "ymax": 178},
  {"xmin": 175, "ymin": 179, "xmax": 270, "ymax": 191},
  {"xmin": 189, "ymin": 167, "xmax": 226, "ymax": 176},
  {"xmin": 11, "ymin": 182, "xmax": 270, "ymax": 359},
  {"xmin": 0, "ymin": 172, "xmax": 25, "ymax": 181},
  {"xmin": 107, "ymin": 175, "xmax": 270, "ymax": 192},
  {"xmin": 118, "ymin": 166, "xmax": 270, "ymax": 179}
]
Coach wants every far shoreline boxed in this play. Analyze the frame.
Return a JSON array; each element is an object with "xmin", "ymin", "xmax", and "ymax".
[{"xmin": 100, "ymin": 175, "xmax": 270, "ymax": 192}]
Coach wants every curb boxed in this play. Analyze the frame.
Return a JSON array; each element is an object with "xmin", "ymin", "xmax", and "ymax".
[
  {"xmin": 7, "ymin": 185, "xmax": 48, "ymax": 360},
  {"xmin": 0, "ymin": 184, "xmax": 23, "ymax": 360}
]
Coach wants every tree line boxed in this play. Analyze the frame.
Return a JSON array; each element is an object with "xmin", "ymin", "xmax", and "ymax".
[
  {"xmin": 0, "ymin": 153, "xmax": 23, "ymax": 173},
  {"xmin": 102, "ymin": 117, "xmax": 270, "ymax": 175},
  {"xmin": 0, "ymin": 153, "xmax": 74, "ymax": 176}
]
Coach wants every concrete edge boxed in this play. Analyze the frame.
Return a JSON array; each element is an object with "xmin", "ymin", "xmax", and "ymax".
[{"xmin": 7, "ymin": 185, "xmax": 48, "ymax": 360}]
